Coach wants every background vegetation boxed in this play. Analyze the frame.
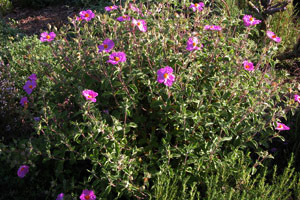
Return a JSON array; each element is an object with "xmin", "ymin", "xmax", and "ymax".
[{"xmin": 1, "ymin": 0, "xmax": 300, "ymax": 199}]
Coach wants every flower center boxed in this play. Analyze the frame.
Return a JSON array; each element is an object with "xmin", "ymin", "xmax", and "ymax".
[
  {"xmin": 88, "ymin": 95, "xmax": 92, "ymax": 99},
  {"xmin": 114, "ymin": 57, "xmax": 120, "ymax": 61},
  {"xmin": 46, "ymin": 35, "xmax": 51, "ymax": 39},
  {"xmin": 110, "ymin": 6, "xmax": 113, "ymax": 9},
  {"xmin": 210, "ymin": 26, "xmax": 214, "ymax": 29},
  {"xmin": 245, "ymin": 65, "xmax": 250, "ymax": 69},
  {"xmin": 192, "ymin": 42, "xmax": 196, "ymax": 47},
  {"xmin": 272, "ymin": 35, "xmax": 276, "ymax": 38},
  {"xmin": 104, "ymin": 44, "xmax": 108, "ymax": 49},
  {"xmin": 278, "ymin": 125, "xmax": 283, "ymax": 129},
  {"xmin": 20, "ymin": 167, "xmax": 25, "ymax": 171},
  {"xmin": 164, "ymin": 73, "xmax": 169, "ymax": 79},
  {"xmin": 85, "ymin": 13, "xmax": 89, "ymax": 18},
  {"xmin": 249, "ymin": 17, "xmax": 253, "ymax": 21},
  {"xmin": 29, "ymin": 85, "xmax": 33, "ymax": 89},
  {"xmin": 195, "ymin": 3, "xmax": 198, "ymax": 7},
  {"xmin": 122, "ymin": 16, "xmax": 126, "ymax": 19},
  {"xmin": 85, "ymin": 195, "xmax": 90, "ymax": 200},
  {"xmin": 297, "ymin": 97, "xmax": 300, "ymax": 101}
]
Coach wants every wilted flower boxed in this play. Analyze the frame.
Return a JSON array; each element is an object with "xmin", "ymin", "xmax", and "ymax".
[
  {"xmin": 294, "ymin": 94, "xmax": 300, "ymax": 103},
  {"xmin": 275, "ymin": 122, "xmax": 290, "ymax": 131},
  {"xmin": 105, "ymin": 5, "xmax": 118, "ymax": 12},
  {"xmin": 28, "ymin": 73, "xmax": 37, "ymax": 81},
  {"xmin": 23, "ymin": 80, "xmax": 37, "ymax": 95},
  {"xmin": 267, "ymin": 31, "xmax": 281, "ymax": 43},
  {"xmin": 204, "ymin": 25, "xmax": 222, "ymax": 31},
  {"xmin": 132, "ymin": 19, "xmax": 147, "ymax": 32},
  {"xmin": 186, "ymin": 37, "xmax": 202, "ymax": 51},
  {"xmin": 40, "ymin": 32, "xmax": 56, "ymax": 42},
  {"xmin": 243, "ymin": 60, "xmax": 254, "ymax": 71},
  {"xmin": 80, "ymin": 189, "xmax": 96, "ymax": 200},
  {"xmin": 82, "ymin": 89, "xmax": 98, "ymax": 103},
  {"xmin": 107, "ymin": 52, "xmax": 127, "ymax": 65},
  {"xmin": 243, "ymin": 15, "xmax": 261, "ymax": 27},
  {"xmin": 56, "ymin": 193, "xmax": 64, "ymax": 200},
  {"xmin": 98, "ymin": 39, "xmax": 114, "ymax": 53},
  {"xmin": 20, "ymin": 97, "xmax": 28, "ymax": 107},
  {"xmin": 117, "ymin": 15, "xmax": 131, "ymax": 22},
  {"xmin": 17, "ymin": 165, "xmax": 29, "ymax": 178},
  {"xmin": 157, "ymin": 66, "xmax": 175, "ymax": 87},
  {"xmin": 79, "ymin": 10, "xmax": 95, "ymax": 21},
  {"xmin": 189, "ymin": 2, "xmax": 204, "ymax": 12}
]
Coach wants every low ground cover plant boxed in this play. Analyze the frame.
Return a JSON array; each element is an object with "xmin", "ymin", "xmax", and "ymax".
[{"xmin": 1, "ymin": 0, "xmax": 300, "ymax": 199}]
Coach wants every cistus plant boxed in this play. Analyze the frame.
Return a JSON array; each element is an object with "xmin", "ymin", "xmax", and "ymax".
[{"xmin": 1, "ymin": 0, "xmax": 300, "ymax": 199}]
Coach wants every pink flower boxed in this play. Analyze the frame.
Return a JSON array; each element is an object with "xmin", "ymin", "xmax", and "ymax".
[
  {"xmin": 79, "ymin": 10, "xmax": 95, "ymax": 21},
  {"xmin": 80, "ymin": 189, "xmax": 96, "ymax": 200},
  {"xmin": 275, "ymin": 122, "xmax": 290, "ymax": 131},
  {"xmin": 56, "ymin": 193, "xmax": 64, "ymax": 200},
  {"xmin": 294, "ymin": 94, "xmax": 300, "ymax": 103},
  {"xmin": 17, "ymin": 165, "xmax": 29, "ymax": 178},
  {"xmin": 157, "ymin": 66, "xmax": 175, "ymax": 87},
  {"xmin": 189, "ymin": 2, "xmax": 204, "ymax": 12},
  {"xmin": 186, "ymin": 37, "xmax": 202, "ymax": 51},
  {"xmin": 243, "ymin": 15, "xmax": 261, "ymax": 27},
  {"xmin": 82, "ymin": 89, "xmax": 98, "ymax": 103},
  {"xmin": 105, "ymin": 5, "xmax": 118, "ymax": 12},
  {"xmin": 76, "ymin": 16, "xmax": 83, "ymax": 22},
  {"xmin": 129, "ymin": 3, "xmax": 140, "ymax": 13},
  {"xmin": 267, "ymin": 31, "xmax": 281, "ymax": 43},
  {"xmin": 23, "ymin": 80, "xmax": 37, "ymax": 95},
  {"xmin": 20, "ymin": 97, "xmax": 28, "ymax": 107},
  {"xmin": 243, "ymin": 60, "xmax": 254, "ymax": 71},
  {"xmin": 117, "ymin": 15, "xmax": 131, "ymax": 22},
  {"xmin": 28, "ymin": 73, "xmax": 37, "ymax": 81},
  {"xmin": 40, "ymin": 32, "xmax": 56, "ymax": 42},
  {"xmin": 132, "ymin": 19, "xmax": 147, "ymax": 32},
  {"xmin": 98, "ymin": 39, "xmax": 114, "ymax": 53},
  {"xmin": 204, "ymin": 25, "xmax": 222, "ymax": 31},
  {"xmin": 107, "ymin": 52, "xmax": 127, "ymax": 65}
]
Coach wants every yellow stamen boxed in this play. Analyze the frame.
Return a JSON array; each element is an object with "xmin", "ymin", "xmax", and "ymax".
[
  {"xmin": 195, "ymin": 3, "xmax": 198, "ymax": 7},
  {"xmin": 137, "ymin": 22, "xmax": 141, "ymax": 26},
  {"xmin": 110, "ymin": 6, "xmax": 113, "ymax": 9},
  {"xmin": 46, "ymin": 35, "xmax": 51, "ymax": 39},
  {"xmin": 164, "ymin": 73, "xmax": 169, "ymax": 79},
  {"xmin": 245, "ymin": 65, "xmax": 250, "ymax": 69},
  {"xmin": 192, "ymin": 42, "xmax": 196, "ymax": 46},
  {"xmin": 249, "ymin": 17, "xmax": 253, "ymax": 21},
  {"xmin": 114, "ymin": 57, "xmax": 120, "ymax": 61},
  {"xmin": 278, "ymin": 125, "xmax": 283, "ymax": 129},
  {"xmin": 122, "ymin": 16, "xmax": 126, "ymax": 19},
  {"xmin": 88, "ymin": 95, "xmax": 92, "ymax": 98},
  {"xmin": 85, "ymin": 13, "xmax": 89, "ymax": 18}
]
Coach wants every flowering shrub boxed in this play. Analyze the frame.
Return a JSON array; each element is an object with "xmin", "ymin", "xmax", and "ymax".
[{"xmin": 1, "ymin": 0, "xmax": 300, "ymax": 199}]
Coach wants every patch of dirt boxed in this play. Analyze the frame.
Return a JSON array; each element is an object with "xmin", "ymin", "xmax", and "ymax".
[{"xmin": 3, "ymin": 5, "xmax": 79, "ymax": 35}]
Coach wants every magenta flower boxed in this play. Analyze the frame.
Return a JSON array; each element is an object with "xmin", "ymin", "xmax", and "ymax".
[
  {"xmin": 79, "ymin": 10, "xmax": 95, "ymax": 21},
  {"xmin": 189, "ymin": 2, "xmax": 204, "ymax": 12},
  {"xmin": 117, "ymin": 15, "xmax": 131, "ymax": 22},
  {"xmin": 28, "ymin": 73, "xmax": 37, "ymax": 81},
  {"xmin": 98, "ymin": 39, "xmax": 114, "ymax": 53},
  {"xmin": 204, "ymin": 25, "xmax": 222, "ymax": 31},
  {"xmin": 186, "ymin": 37, "xmax": 202, "ymax": 51},
  {"xmin": 294, "ymin": 94, "xmax": 300, "ymax": 103},
  {"xmin": 82, "ymin": 89, "xmax": 98, "ymax": 103},
  {"xmin": 17, "ymin": 165, "xmax": 29, "ymax": 178},
  {"xmin": 243, "ymin": 60, "xmax": 254, "ymax": 71},
  {"xmin": 157, "ymin": 66, "xmax": 175, "ymax": 87},
  {"xmin": 20, "ymin": 97, "xmax": 28, "ymax": 107},
  {"xmin": 40, "ymin": 32, "xmax": 56, "ymax": 42},
  {"xmin": 275, "ymin": 122, "xmax": 290, "ymax": 131},
  {"xmin": 105, "ymin": 5, "xmax": 118, "ymax": 12},
  {"xmin": 80, "ymin": 189, "xmax": 96, "ymax": 200},
  {"xmin": 76, "ymin": 16, "xmax": 83, "ymax": 22},
  {"xmin": 267, "ymin": 31, "xmax": 281, "ymax": 43},
  {"xmin": 132, "ymin": 19, "xmax": 147, "ymax": 32},
  {"xmin": 56, "ymin": 193, "xmax": 64, "ymax": 200},
  {"xmin": 107, "ymin": 52, "xmax": 127, "ymax": 65},
  {"xmin": 23, "ymin": 80, "xmax": 37, "ymax": 95},
  {"xmin": 243, "ymin": 15, "xmax": 261, "ymax": 27}
]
